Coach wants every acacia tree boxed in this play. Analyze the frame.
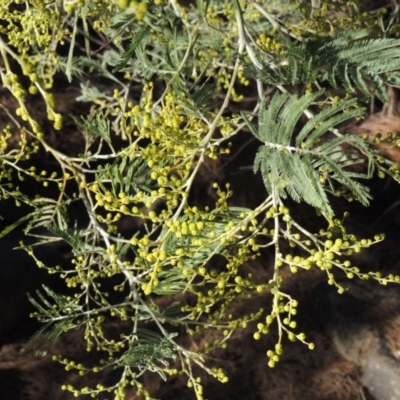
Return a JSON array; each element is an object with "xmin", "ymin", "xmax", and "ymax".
[{"xmin": 1, "ymin": 0, "xmax": 400, "ymax": 398}]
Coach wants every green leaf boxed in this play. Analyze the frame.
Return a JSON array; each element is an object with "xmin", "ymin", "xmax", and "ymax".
[
  {"xmin": 47, "ymin": 224, "xmax": 86, "ymax": 253},
  {"xmin": 74, "ymin": 111, "xmax": 111, "ymax": 144},
  {"xmin": 120, "ymin": 329, "xmax": 178, "ymax": 380},
  {"xmin": 113, "ymin": 25, "xmax": 151, "ymax": 72},
  {"xmin": 22, "ymin": 285, "xmax": 81, "ymax": 355},
  {"xmin": 247, "ymin": 90, "xmax": 374, "ymax": 217},
  {"xmin": 0, "ymin": 212, "xmax": 34, "ymax": 239},
  {"xmin": 256, "ymin": 31, "xmax": 400, "ymax": 100}
]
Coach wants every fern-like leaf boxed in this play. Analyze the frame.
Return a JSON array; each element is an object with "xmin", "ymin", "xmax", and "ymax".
[
  {"xmin": 113, "ymin": 25, "xmax": 151, "ymax": 73},
  {"xmin": 96, "ymin": 156, "xmax": 155, "ymax": 197},
  {"xmin": 74, "ymin": 111, "xmax": 111, "ymax": 145},
  {"xmin": 246, "ymin": 90, "xmax": 374, "ymax": 217},
  {"xmin": 120, "ymin": 329, "xmax": 178, "ymax": 380},
  {"xmin": 257, "ymin": 31, "xmax": 400, "ymax": 100},
  {"xmin": 22, "ymin": 285, "xmax": 81, "ymax": 355}
]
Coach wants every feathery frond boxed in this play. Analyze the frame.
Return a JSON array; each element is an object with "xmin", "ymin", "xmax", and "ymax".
[
  {"xmin": 120, "ymin": 329, "xmax": 178, "ymax": 380},
  {"xmin": 22, "ymin": 286, "xmax": 81, "ymax": 355},
  {"xmin": 257, "ymin": 31, "xmax": 400, "ymax": 100},
  {"xmin": 245, "ymin": 90, "xmax": 373, "ymax": 217}
]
